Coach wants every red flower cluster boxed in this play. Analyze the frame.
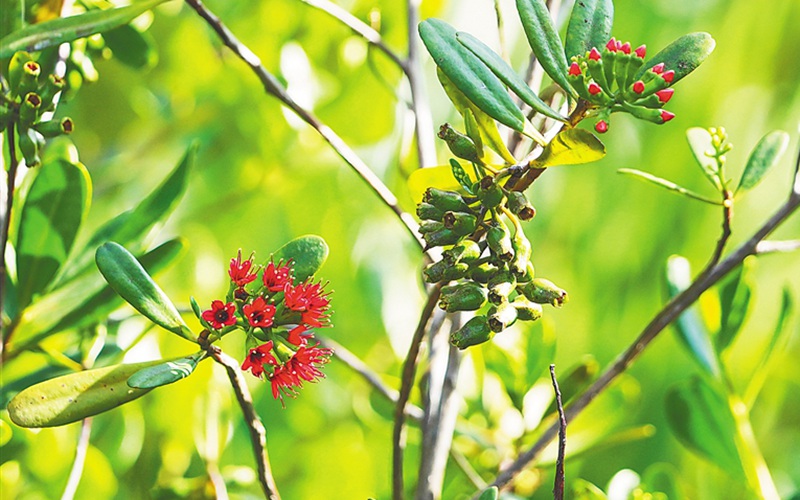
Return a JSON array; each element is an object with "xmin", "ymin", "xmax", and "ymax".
[{"xmin": 199, "ymin": 251, "xmax": 333, "ymax": 405}]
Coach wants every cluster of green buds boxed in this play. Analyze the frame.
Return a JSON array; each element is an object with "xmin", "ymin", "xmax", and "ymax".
[
  {"xmin": 418, "ymin": 180, "xmax": 567, "ymax": 350},
  {"xmin": 1, "ymin": 52, "xmax": 74, "ymax": 167},
  {"xmin": 567, "ymin": 38, "xmax": 676, "ymax": 134}
]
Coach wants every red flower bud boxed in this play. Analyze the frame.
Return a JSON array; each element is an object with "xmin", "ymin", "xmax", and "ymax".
[
  {"xmin": 655, "ymin": 88, "xmax": 674, "ymax": 103},
  {"xmin": 632, "ymin": 80, "xmax": 645, "ymax": 94},
  {"xmin": 651, "ymin": 63, "xmax": 665, "ymax": 74},
  {"xmin": 661, "ymin": 70, "xmax": 675, "ymax": 83},
  {"xmin": 620, "ymin": 42, "xmax": 632, "ymax": 54},
  {"xmin": 588, "ymin": 82, "xmax": 602, "ymax": 95},
  {"xmin": 568, "ymin": 62, "xmax": 582, "ymax": 76},
  {"xmin": 605, "ymin": 38, "xmax": 617, "ymax": 51},
  {"xmin": 660, "ymin": 110, "xmax": 675, "ymax": 123},
  {"xmin": 595, "ymin": 120, "xmax": 609, "ymax": 133},
  {"xmin": 589, "ymin": 48, "xmax": 602, "ymax": 61},
  {"xmin": 634, "ymin": 45, "xmax": 646, "ymax": 59},
  {"xmin": 616, "ymin": 40, "xmax": 623, "ymax": 51}
]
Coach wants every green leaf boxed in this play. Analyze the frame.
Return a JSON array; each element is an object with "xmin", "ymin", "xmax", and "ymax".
[
  {"xmin": 716, "ymin": 260, "xmax": 753, "ymax": 353},
  {"xmin": 564, "ymin": 0, "xmax": 614, "ymax": 60},
  {"xmin": 573, "ymin": 479, "xmax": 608, "ymax": 499},
  {"xmin": 419, "ymin": 19, "xmax": 526, "ymax": 132},
  {"xmin": 407, "ymin": 164, "xmax": 466, "ymax": 203},
  {"xmin": 665, "ymin": 376, "xmax": 746, "ymax": 480},
  {"xmin": 737, "ymin": 130, "xmax": 790, "ymax": 193},
  {"xmin": 0, "ymin": 0, "xmax": 170, "ymax": 58},
  {"xmin": 436, "ymin": 68, "xmax": 516, "ymax": 164},
  {"xmin": 634, "ymin": 32, "xmax": 716, "ymax": 84},
  {"xmin": 515, "ymin": 0, "xmax": 577, "ymax": 98},
  {"xmin": 6, "ymin": 359, "xmax": 168, "ymax": 427},
  {"xmin": 15, "ymin": 157, "xmax": 90, "ymax": 309},
  {"xmin": 127, "ymin": 352, "xmax": 205, "ymax": 389},
  {"xmin": 463, "ymin": 109, "xmax": 485, "ymax": 159},
  {"xmin": 270, "ymin": 235, "xmax": 329, "ymax": 282},
  {"xmin": 102, "ymin": 23, "xmax": 157, "ymax": 69},
  {"xmin": 96, "ymin": 242, "xmax": 194, "ymax": 342},
  {"xmin": 617, "ymin": 168, "xmax": 721, "ymax": 205},
  {"xmin": 477, "ymin": 486, "xmax": 499, "ymax": 500},
  {"xmin": 456, "ymin": 31, "xmax": 567, "ymax": 122},
  {"xmin": 449, "ymin": 159, "xmax": 474, "ymax": 194},
  {"xmin": 685, "ymin": 127, "xmax": 720, "ymax": 185},
  {"xmin": 524, "ymin": 321, "xmax": 556, "ymax": 389},
  {"xmin": 534, "ymin": 128, "xmax": 606, "ymax": 167},
  {"xmin": 665, "ymin": 256, "xmax": 720, "ymax": 377}
]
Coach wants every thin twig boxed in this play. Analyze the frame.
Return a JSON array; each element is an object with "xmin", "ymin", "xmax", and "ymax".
[
  {"xmin": 207, "ymin": 346, "xmax": 281, "ymax": 500},
  {"xmin": 493, "ymin": 0, "xmax": 508, "ymax": 63},
  {"xmin": 60, "ymin": 418, "xmax": 92, "ymax": 500},
  {"xmin": 183, "ymin": 0, "xmax": 423, "ymax": 248},
  {"xmin": 702, "ymin": 189, "xmax": 734, "ymax": 272},
  {"xmin": 406, "ymin": 0, "xmax": 437, "ymax": 168},
  {"xmin": 393, "ymin": 282, "xmax": 444, "ymax": 500},
  {"xmin": 1, "ymin": 125, "xmax": 20, "ymax": 346},
  {"xmin": 480, "ymin": 158, "xmax": 800, "ymax": 495},
  {"xmin": 550, "ymin": 365, "xmax": 566, "ymax": 500}
]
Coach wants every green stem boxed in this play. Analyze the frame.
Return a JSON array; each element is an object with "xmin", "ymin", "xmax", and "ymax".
[{"xmin": 728, "ymin": 393, "xmax": 780, "ymax": 500}]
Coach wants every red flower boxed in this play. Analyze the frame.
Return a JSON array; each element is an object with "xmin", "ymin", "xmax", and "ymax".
[
  {"xmin": 651, "ymin": 63, "xmax": 665, "ymax": 74},
  {"xmin": 241, "ymin": 341, "xmax": 278, "ymax": 378},
  {"xmin": 661, "ymin": 70, "xmax": 675, "ymax": 83},
  {"xmin": 243, "ymin": 296, "xmax": 277, "ymax": 328},
  {"xmin": 263, "ymin": 260, "xmax": 293, "ymax": 292},
  {"xmin": 660, "ymin": 110, "xmax": 675, "ymax": 123},
  {"xmin": 284, "ymin": 280, "xmax": 332, "ymax": 328},
  {"xmin": 620, "ymin": 42, "xmax": 631, "ymax": 55},
  {"xmin": 229, "ymin": 250, "xmax": 258, "ymax": 287},
  {"xmin": 287, "ymin": 324, "xmax": 314, "ymax": 346},
  {"xmin": 268, "ymin": 344, "xmax": 332, "ymax": 405},
  {"xmin": 202, "ymin": 300, "xmax": 237, "ymax": 329}
]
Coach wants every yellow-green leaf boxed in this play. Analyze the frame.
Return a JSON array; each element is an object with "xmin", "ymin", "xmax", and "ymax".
[
  {"xmin": 407, "ymin": 164, "xmax": 475, "ymax": 204},
  {"xmin": 534, "ymin": 128, "xmax": 605, "ymax": 167}
]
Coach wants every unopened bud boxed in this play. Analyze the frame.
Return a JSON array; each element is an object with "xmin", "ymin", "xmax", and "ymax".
[
  {"xmin": 510, "ymin": 230, "xmax": 532, "ymax": 277},
  {"xmin": 477, "ymin": 176, "xmax": 505, "ymax": 209},
  {"xmin": 19, "ymin": 92, "xmax": 42, "ymax": 126},
  {"xmin": 568, "ymin": 62, "xmax": 582, "ymax": 76},
  {"xmin": 519, "ymin": 278, "xmax": 568, "ymax": 307},
  {"xmin": 423, "ymin": 227, "xmax": 462, "ymax": 249},
  {"xmin": 417, "ymin": 202, "xmax": 445, "ymax": 221},
  {"xmin": 634, "ymin": 45, "xmax": 646, "ymax": 59},
  {"xmin": 450, "ymin": 315, "xmax": 493, "ymax": 349},
  {"xmin": 443, "ymin": 211, "xmax": 478, "ymax": 236},
  {"xmin": 512, "ymin": 296, "xmax": 543, "ymax": 321},
  {"xmin": 424, "ymin": 188, "xmax": 471, "ymax": 212},
  {"xmin": 632, "ymin": 81, "xmax": 645, "ymax": 94},
  {"xmin": 18, "ymin": 127, "xmax": 42, "ymax": 167},
  {"xmin": 443, "ymin": 240, "xmax": 482, "ymax": 265},
  {"xmin": 438, "ymin": 123, "xmax": 482, "ymax": 164},
  {"xmin": 423, "ymin": 259, "xmax": 469, "ymax": 283},
  {"xmin": 589, "ymin": 47, "xmax": 602, "ymax": 61},
  {"xmin": 439, "ymin": 282, "xmax": 488, "ymax": 312},
  {"xmin": 595, "ymin": 120, "xmax": 609, "ymax": 133},
  {"xmin": 486, "ymin": 221, "xmax": 514, "ymax": 261},
  {"xmin": 38, "ymin": 74, "xmax": 66, "ymax": 106},
  {"xmin": 19, "ymin": 61, "xmax": 41, "ymax": 96},
  {"xmin": 419, "ymin": 220, "xmax": 444, "ymax": 234},
  {"xmin": 488, "ymin": 270, "xmax": 516, "ymax": 304},
  {"xmin": 661, "ymin": 70, "xmax": 675, "ymax": 83},
  {"xmin": 33, "ymin": 117, "xmax": 74, "ymax": 137},
  {"xmin": 470, "ymin": 261, "xmax": 500, "ymax": 284},
  {"xmin": 605, "ymin": 39, "xmax": 617, "ymax": 52},
  {"xmin": 506, "ymin": 191, "xmax": 535, "ymax": 220},
  {"xmin": 488, "ymin": 301, "xmax": 518, "ymax": 332}
]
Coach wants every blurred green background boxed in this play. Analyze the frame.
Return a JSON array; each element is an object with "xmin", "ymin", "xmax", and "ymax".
[{"xmin": 2, "ymin": 0, "xmax": 799, "ymax": 498}]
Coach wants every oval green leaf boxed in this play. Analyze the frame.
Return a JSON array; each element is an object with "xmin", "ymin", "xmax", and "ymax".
[
  {"xmin": 270, "ymin": 235, "xmax": 329, "ymax": 282},
  {"xmin": 535, "ymin": 128, "xmax": 606, "ymax": 167},
  {"xmin": 685, "ymin": 127, "xmax": 720, "ymax": 185},
  {"xmin": 515, "ymin": 0, "xmax": 577, "ymax": 98},
  {"xmin": 7, "ymin": 359, "xmax": 167, "ymax": 427},
  {"xmin": 407, "ymin": 164, "xmax": 473, "ymax": 204},
  {"xmin": 564, "ymin": 0, "xmax": 614, "ymax": 60},
  {"xmin": 0, "ymin": 0, "xmax": 169, "ymax": 58},
  {"xmin": 127, "ymin": 352, "xmax": 205, "ymax": 389},
  {"xmin": 456, "ymin": 31, "xmax": 567, "ymax": 122},
  {"xmin": 737, "ymin": 130, "xmax": 789, "ymax": 193},
  {"xmin": 102, "ymin": 23, "xmax": 158, "ymax": 69},
  {"xmin": 96, "ymin": 242, "xmax": 194, "ymax": 341},
  {"xmin": 634, "ymin": 32, "xmax": 716, "ymax": 84},
  {"xmin": 419, "ymin": 19, "xmax": 526, "ymax": 132}
]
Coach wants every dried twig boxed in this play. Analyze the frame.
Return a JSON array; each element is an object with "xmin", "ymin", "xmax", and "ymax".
[{"xmin": 550, "ymin": 365, "xmax": 566, "ymax": 500}]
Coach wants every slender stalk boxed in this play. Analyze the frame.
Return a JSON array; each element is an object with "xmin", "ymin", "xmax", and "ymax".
[
  {"xmin": 728, "ymin": 394, "xmax": 780, "ymax": 500},
  {"xmin": 1, "ymin": 126, "xmax": 19, "ymax": 344},
  {"xmin": 550, "ymin": 365, "xmax": 566, "ymax": 500},
  {"xmin": 406, "ymin": 0, "xmax": 437, "ymax": 168},
  {"xmin": 183, "ymin": 0, "xmax": 423, "ymax": 248},
  {"xmin": 493, "ymin": 0, "xmax": 508, "ymax": 63},
  {"xmin": 207, "ymin": 346, "xmax": 281, "ymax": 500},
  {"xmin": 60, "ymin": 418, "xmax": 92, "ymax": 500}
]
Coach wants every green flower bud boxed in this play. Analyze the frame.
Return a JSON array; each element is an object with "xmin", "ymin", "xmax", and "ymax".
[
  {"xmin": 423, "ymin": 227, "xmax": 462, "ymax": 248},
  {"xmin": 38, "ymin": 74, "xmax": 66, "ymax": 110},
  {"xmin": 567, "ymin": 70, "xmax": 593, "ymax": 101},
  {"xmin": 477, "ymin": 176, "xmax": 505, "ymax": 209},
  {"xmin": 439, "ymin": 282, "xmax": 487, "ymax": 312},
  {"xmin": 424, "ymin": 187, "xmax": 471, "ymax": 213},
  {"xmin": 487, "ymin": 270, "xmax": 516, "ymax": 304},
  {"xmin": 624, "ymin": 55, "xmax": 645, "ymax": 88},
  {"xmin": 33, "ymin": 117, "xmax": 74, "ymax": 137},
  {"xmin": 625, "ymin": 76, "xmax": 668, "ymax": 101},
  {"xmin": 18, "ymin": 127, "xmax": 42, "ymax": 167},
  {"xmin": 488, "ymin": 301, "xmax": 518, "ymax": 332},
  {"xmin": 506, "ymin": 191, "xmax": 536, "ymax": 220},
  {"xmin": 621, "ymin": 102, "xmax": 673, "ymax": 125},
  {"xmin": 486, "ymin": 220, "xmax": 513, "ymax": 261},
  {"xmin": 443, "ymin": 240, "xmax": 482, "ymax": 265},
  {"xmin": 19, "ymin": 92, "xmax": 42, "ymax": 127},
  {"xmin": 510, "ymin": 230, "xmax": 532, "ymax": 278},
  {"xmin": 443, "ymin": 211, "xmax": 478, "ymax": 236},
  {"xmin": 517, "ymin": 261, "xmax": 535, "ymax": 283},
  {"xmin": 423, "ymin": 259, "xmax": 469, "ymax": 283},
  {"xmin": 601, "ymin": 48, "xmax": 616, "ymax": 91},
  {"xmin": 469, "ymin": 261, "xmax": 500, "ymax": 284},
  {"xmin": 18, "ymin": 60, "xmax": 41, "ymax": 96},
  {"xmin": 512, "ymin": 296, "xmax": 543, "ymax": 321},
  {"xmin": 519, "ymin": 278, "xmax": 568, "ymax": 307},
  {"xmin": 438, "ymin": 123, "xmax": 481, "ymax": 164},
  {"xmin": 450, "ymin": 315, "xmax": 493, "ymax": 349},
  {"xmin": 419, "ymin": 220, "xmax": 444, "ymax": 234},
  {"xmin": 416, "ymin": 202, "xmax": 445, "ymax": 221}
]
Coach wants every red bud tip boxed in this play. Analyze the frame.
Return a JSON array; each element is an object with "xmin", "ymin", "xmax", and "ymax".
[
  {"xmin": 589, "ymin": 48, "xmax": 602, "ymax": 61},
  {"xmin": 595, "ymin": 120, "xmax": 609, "ymax": 133},
  {"xmin": 655, "ymin": 88, "xmax": 674, "ymax": 103},
  {"xmin": 620, "ymin": 42, "xmax": 632, "ymax": 54},
  {"xmin": 661, "ymin": 70, "xmax": 675, "ymax": 83},
  {"xmin": 568, "ymin": 62, "xmax": 582, "ymax": 76},
  {"xmin": 632, "ymin": 81, "xmax": 645, "ymax": 94},
  {"xmin": 634, "ymin": 45, "xmax": 646, "ymax": 58},
  {"xmin": 616, "ymin": 40, "xmax": 624, "ymax": 51},
  {"xmin": 651, "ymin": 63, "xmax": 665, "ymax": 74},
  {"xmin": 660, "ymin": 110, "xmax": 675, "ymax": 123},
  {"xmin": 588, "ymin": 82, "xmax": 602, "ymax": 95},
  {"xmin": 606, "ymin": 38, "xmax": 617, "ymax": 51}
]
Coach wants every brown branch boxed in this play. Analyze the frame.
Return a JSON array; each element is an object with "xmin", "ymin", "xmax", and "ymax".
[
  {"xmin": 183, "ymin": 0, "xmax": 423, "ymax": 249},
  {"xmin": 207, "ymin": 346, "xmax": 281, "ymax": 500},
  {"xmin": 549, "ymin": 365, "xmax": 566, "ymax": 500}
]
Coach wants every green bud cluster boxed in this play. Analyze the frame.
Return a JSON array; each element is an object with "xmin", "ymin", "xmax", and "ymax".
[{"xmin": 2, "ymin": 52, "xmax": 75, "ymax": 167}]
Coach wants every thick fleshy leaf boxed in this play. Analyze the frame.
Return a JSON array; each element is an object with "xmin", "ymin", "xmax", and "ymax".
[
  {"xmin": 515, "ymin": 0, "xmax": 577, "ymax": 97},
  {"xmin": 665, "ymin": 376, "xmax": 745, "ymax": 480},
  {"xmin": 456, "ymin": 31, "xmax": 567, "ymax": 122},
  {"xmin": 534, "ymin": 128, "xmax": 606, "ymax": 167},
  {"xmin": 665, "ymin": 256, "xmax": 720, "ymax": 377},
  {"xmin": 0, "ymin": 0, "xmax": 169, "ymax": 58},
  {"xmin": 634, "ymin": 32, "xmax": 715, "ymax": 84},
  {"xmin": 477, "ymin": 486, "xmax": 499, "ymax": 500},
  {"xmin": 96, "ymin": 242, "xmax": 194, "ymax": 341},
  {"xmin": 436, "ymin": 68, "xmax": 516, "ymax": 164},
  {"xmin": 685, "ymin": 127, "xmax": 720, "ymax": 185},
  {"xmin": 716, "ymin": 260, "xmax": 753, "ymax": 353},
  {"xmin": 737, "ymin": 130, "xmax": 789, "ymax": 193},
  {"xmin": 16, "ymin": 157, "xmax": 90, "ymax": 309},
  {"xmin": 564, "ymin": 0, "xmax": 614, "ymax": 60},
  {"xmin": 6, "ymin": 359, "xmax": 168, "ymax": 427},
  {"xmin": 127, "ymin": 352, "xmax": 205, "ymax": 389},
  {"xmin": 419, "ymin": 19, "xmax": 526, "ymax": 132},
  {"xmin": 102, "ymin": 23, "xmax": 157, "ymax": 69},
  {"xmin": 617, "ymin": 168, "xmax": 720, "ymax": 205},
  {"xmin": 270, "ymin": 235, "xmax": 329, "ymax": 282}
]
